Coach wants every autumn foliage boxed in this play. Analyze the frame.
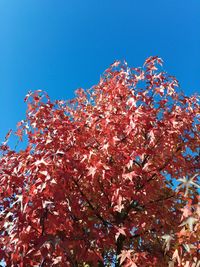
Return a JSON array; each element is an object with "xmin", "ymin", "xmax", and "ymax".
[{"xmin": 0, "ymin": 57, "xmax": 199, "ymax": 266}]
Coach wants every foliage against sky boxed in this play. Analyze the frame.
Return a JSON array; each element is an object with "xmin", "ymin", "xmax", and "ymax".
[
  {"xmin": 0, "ymin": 0, "xmax": 200, "ymax": 144},
  {"xmin": 0, "ymin": 57, "xmax": 199, "ymax": 266}
]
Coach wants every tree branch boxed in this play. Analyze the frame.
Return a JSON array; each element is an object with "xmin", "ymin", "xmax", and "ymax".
[{"xmin": 71, "ymin": 176, "xmax": 112, "ymax": 227}]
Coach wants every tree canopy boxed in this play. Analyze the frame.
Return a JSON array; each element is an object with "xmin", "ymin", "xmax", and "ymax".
[{"xmin": 0, "ymin": 57, "xmax": 199, "ymax": 266}]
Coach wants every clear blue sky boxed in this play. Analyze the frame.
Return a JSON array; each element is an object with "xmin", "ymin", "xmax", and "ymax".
[{"xmin": 0, "ymin": 0, "xmax": 200, "ymax": 144}]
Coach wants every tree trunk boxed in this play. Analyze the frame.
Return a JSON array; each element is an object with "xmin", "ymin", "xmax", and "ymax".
[{"xmin": 116, "ymin": 234, "xmax": 125, "ymax": 267}]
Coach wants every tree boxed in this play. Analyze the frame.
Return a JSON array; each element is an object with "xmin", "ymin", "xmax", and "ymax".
[{"xmin": 0, "ymin": 56, "xmax": 199, "ymax": 267}]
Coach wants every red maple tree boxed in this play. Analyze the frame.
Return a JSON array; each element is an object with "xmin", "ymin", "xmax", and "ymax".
[{"xmin": 0, "ymin": 57, "xmax": 199, "ymax": 266}]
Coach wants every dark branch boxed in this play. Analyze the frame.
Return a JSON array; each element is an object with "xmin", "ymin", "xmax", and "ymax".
[{"xmin": 71, "ymin": 176, "xmax": 112, "ymax": 227}]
